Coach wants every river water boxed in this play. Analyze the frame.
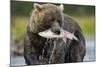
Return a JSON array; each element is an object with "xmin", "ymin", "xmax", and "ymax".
[{"xmin": 11, "ymin": 39, "xmax": 95, "ymax": 66}]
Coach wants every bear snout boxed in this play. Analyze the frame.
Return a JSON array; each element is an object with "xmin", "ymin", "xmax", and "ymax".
[{"xmin": 51, "ymin": 22, "xmax": 61, "ymax": 35}]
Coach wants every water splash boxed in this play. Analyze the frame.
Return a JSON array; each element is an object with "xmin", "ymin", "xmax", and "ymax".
[
  {"xmin": 49, "ymin": 40, "xmax": 57, "ymax": 63},
  {"xmin": 41, "ymin": 38, "xmax": 49, "ymax": 60}
]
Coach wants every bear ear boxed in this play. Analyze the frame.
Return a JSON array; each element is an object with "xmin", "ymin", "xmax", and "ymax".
[
  {"xmin": 58, "ymin": 4, "xmax": 64, "ymax": 11},
  {"xmin": 33, "ymin": 3, "xmax": 42, "ymax": 11}
]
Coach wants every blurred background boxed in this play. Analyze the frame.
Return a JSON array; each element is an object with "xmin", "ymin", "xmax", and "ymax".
[{"xmin": 11, "ymin": 1, "xmax": 95, "ymax": 66}]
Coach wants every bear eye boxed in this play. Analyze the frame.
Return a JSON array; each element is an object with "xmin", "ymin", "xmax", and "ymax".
[
  {"xmin": 57, "ymin": 19, "xmax": 61, "ymax": 24},
  {"xmin": 50, "ymin": 18, "xmax": 55, "ymax": 21},
  {"xmin": 57, "ymin": 19, "xmax": 60, "ymax": 23}
]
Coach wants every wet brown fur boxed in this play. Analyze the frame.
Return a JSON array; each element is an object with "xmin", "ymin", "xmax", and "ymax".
[{"xmin": 24, "ymin": 3, "xmax": 86, "ymax": 65}]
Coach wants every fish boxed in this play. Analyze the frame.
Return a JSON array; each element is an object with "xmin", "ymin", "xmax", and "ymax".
[{"xmin": 38, "ymin": 29, "xmax": 78, "ymax": 43}]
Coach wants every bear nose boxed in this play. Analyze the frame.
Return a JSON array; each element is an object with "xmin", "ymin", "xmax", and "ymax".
[
  {"xmin": 54, "ymin": 29, "xmax": 61, "ymax": 34},
  {"xmin": 51, "ymin": 22, "xmax": 61, "ymax": 35},
  {"xmin": 51, "ymin": 27, "xmax": 61, "ymax": 35}
]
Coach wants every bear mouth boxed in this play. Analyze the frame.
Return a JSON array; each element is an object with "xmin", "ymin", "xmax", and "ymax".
[{"xmin": 38, "ymin": 28, "xmax": 78, "ymax": 43}]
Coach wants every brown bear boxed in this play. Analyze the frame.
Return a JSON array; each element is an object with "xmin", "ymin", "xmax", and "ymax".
[{"xmin": 24, "ymin": 3, "xmax": 86, "ymax": 65}]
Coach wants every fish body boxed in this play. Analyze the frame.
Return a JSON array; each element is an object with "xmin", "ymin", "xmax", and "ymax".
[{"xmin": 38, "ymin": 29, "xmax": 78, "ymax": 43}]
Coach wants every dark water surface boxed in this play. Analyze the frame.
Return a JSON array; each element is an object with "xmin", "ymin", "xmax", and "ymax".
[{"xmin": 11, "ymin": 39, "xmax": 95, "ymax": 66}]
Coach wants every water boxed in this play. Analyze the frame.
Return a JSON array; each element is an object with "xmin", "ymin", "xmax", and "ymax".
[
  {"xmin": 84, "ymin": 39, "xmax": 95, "ymax": 61},
  {"xmin": 11, "ymin": 39, "xmax": 95, "ymax": 66},
  {"xmin": 11, "ymin": 56, "xmax": 26, "ymax": 66}
]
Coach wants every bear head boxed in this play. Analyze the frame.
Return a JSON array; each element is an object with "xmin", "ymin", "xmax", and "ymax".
[{"xmin": 29, "ymin": 3, "xmax": 64, "ymax": 35}]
